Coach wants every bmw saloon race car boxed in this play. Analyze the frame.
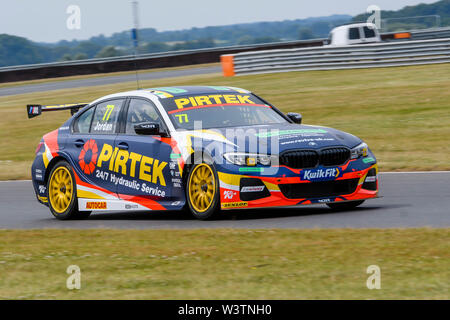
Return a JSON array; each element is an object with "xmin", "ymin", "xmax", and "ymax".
[{"xmin": 28, "ymin": 86, "xmax": 378, "ymax": 220}]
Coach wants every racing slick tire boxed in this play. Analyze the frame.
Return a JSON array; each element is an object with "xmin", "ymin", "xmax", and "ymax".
[
  {"xmin": 326, "ymin": 200, "xmax": 365, "ymax": 211},
  {"xmin": 47, "ymin": 160, "xmax": 91, "ymax": 220},
  {"xmin": 185, "ymin": 162, "xmax": 221, "ymax": 220}
]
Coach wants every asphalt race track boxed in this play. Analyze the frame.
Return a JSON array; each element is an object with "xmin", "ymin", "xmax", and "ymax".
[
  {"xmin": 0, "ymin": 172, "xmax": 448, "ymax": 229},
  {"xmin": 0, "ymin": 65, "xmax": 221, "ymax": 97}
]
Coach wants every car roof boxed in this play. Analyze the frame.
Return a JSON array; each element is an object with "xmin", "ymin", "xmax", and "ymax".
[
  {"xmin": 89, "ymin": 86, "xmax": 253, "ymax": 106},
  {"xmin": 144, "ymin": 86, "xmax": 252, "ymax": 98},
  {"xmin": 332, "ymin": 23, "xmax": 378, "ymax": 32}
]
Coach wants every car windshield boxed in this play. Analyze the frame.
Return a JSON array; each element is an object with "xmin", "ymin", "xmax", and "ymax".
[{"xmin": 160, "ymin": 93, "xmax": 288, "ymax": 130}]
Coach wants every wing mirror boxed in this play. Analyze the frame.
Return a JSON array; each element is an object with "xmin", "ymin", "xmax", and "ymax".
[
  {"xmin": 286, "ymin": 112, "xmax": 302, "ymax": 124},
  {"xmin": 134, "ymin": 122, "xmax": 167, "ymax": 136}
]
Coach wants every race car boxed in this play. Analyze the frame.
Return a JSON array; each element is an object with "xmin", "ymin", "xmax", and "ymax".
[{"xmin": 28, "ymin": 86, "xmax": 378, "ymax": 220}]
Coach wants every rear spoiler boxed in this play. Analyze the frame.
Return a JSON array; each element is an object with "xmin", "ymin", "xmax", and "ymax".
[{"xmin": 27, "ymin": 103, "xmax": 89, "ymax": 119}]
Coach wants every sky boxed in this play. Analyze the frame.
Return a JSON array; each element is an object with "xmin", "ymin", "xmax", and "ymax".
[{"xmin": 0, "ymin": 0, "xmax": 440, "ymax": 43}]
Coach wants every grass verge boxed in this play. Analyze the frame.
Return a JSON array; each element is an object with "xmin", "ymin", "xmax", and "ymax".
[
  {"xmin": 1, "ymin": 63, "xmax": 450, "ymax": 179},
  {"xmin": 0, "ymin": 228, "xmax": 448, "ymax": 299}
]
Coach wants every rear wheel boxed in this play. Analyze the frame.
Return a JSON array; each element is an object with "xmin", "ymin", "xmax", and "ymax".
[
  {"xmin": 47, "ymin": 161, "xmax": 90, "ymax": 220},
  {"xmin": 186, "ymin": 163, "xmax": 220, "ymax": 220},
  {"xmin": 327, "ymin": 200, "xmax": 365, "ymax": 211}
]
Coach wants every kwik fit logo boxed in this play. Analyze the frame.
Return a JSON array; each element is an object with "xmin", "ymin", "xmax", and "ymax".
[{"xmin": 301, "ymin": 168, "xmax": 341, "ymax": 181}]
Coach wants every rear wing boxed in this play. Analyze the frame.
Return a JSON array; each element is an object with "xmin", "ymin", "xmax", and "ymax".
[{"xmin": 27, "ymin": 103, "xmax": 89, "ymax": 119}]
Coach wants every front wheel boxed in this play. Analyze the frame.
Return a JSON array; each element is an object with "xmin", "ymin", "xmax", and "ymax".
[
  {"xmin": 326, "ymin": 200, "xmax": 365, "ymax": 211},
  {"xmin": 47, "ymin": 161, "xmax": 90, "ymax": 220},
  {"xmin": 185, "ymin": 163, "xmax": 220, "ymax": 220}
]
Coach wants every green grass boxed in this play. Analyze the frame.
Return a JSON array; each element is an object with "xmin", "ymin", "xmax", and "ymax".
[
  {"xmin": 1, "ymin": 63, "xmax": 450, "ymax": 180},
  {"xmin": 0, "ymin": 228, "xmax": 448, "ymax": 299}
]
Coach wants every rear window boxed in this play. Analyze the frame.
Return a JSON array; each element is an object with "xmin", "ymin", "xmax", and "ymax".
[
  {"xmin": 349, "ymin": 28, "xmax": 360, "ymax": 40},
  {"xmin": 363, "ymin": 26, "xmax": 376, "ymax": 38},
  {"xmin": 73, "ymin": 107, "xmax": 94, "ymax": 133}
]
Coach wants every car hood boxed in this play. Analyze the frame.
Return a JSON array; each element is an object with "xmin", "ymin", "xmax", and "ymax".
[{"xmin": 179, "ymin": 123, "xmax": 362, "ymax": 155}]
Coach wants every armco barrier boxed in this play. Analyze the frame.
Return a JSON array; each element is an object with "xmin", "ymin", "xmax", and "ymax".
[
  {"xmin": 0, "ymin": 40, "xmax": 324, "ymax": 83},
  {"xmin": 221, "ymin": 38, "xmax": 450, "ymax": 76},
  {"xmin": 2, "ymin": 27, "xmax": 449, "ymax": 83}
]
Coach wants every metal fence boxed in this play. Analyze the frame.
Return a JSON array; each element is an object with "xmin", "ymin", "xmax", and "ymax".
[
  {"xmin": 0, "ymin": 39, "xmax": 324, "ymax": 83},
  {"xmin": 228, "ymin": 38, "xmax": 450, "ymax": 75},
  {"xmin": 2, "ymin": 27, "xmax": 450, "ymax": 82}
]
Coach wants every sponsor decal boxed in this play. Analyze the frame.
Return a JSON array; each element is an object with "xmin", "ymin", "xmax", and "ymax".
[
  {"xmin": 173, "ymin": 94, "xmax": 257, "ymax": 110},
  {"xmin": 153, "ymin": 87, "xmax": 188, "ymax": 94},
  {"xmin": 89, "ymin": 142, "xmax": 168, "ymax": 186},
  {"xmin": 78, "ymin": 139, "xmax": 99, "ymax": 175},
  {"xmin": 301, "ymin": 168, "xmax": 341, "ymax": 181},
  {"xmin": 363, "ymin": 157, "xmax": 376, "ymax": 164},
  {"xmin": 222, "ymin": 201, "xmax": 248, "ymax": 209},
  {"xmin": 239, "ymin": 167, "xmax": 264, "ymax": 173},
  {"xmin": 365, "ymin": 175, "xmax": 377, "ymax": 182},
  {"xmin": 240, "ymin": 186, "xmax": 265, "ymax": 193},
  {"xmin": 125, "ymin": 204, "xmax": 139, "ymax": 209},
  {"xmin": 86, "ymin": 201, "xmax": 107, "ymax": 210},
  {"xmin": 38, "ymin": 185, "xmax": 46, "ymax": 194},
  {"xmin": 280, "ymin": 138, "xmax": 335, "ymax": 146},
  {"xmin": 256, "ymin": 129, "xmax": 328, "ymax": 138},
  {"xmin": 223, "ymin": 190, "xmax": 237, "ymax": 200}
]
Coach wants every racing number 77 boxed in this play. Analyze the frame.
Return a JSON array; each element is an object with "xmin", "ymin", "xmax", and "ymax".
[{"xmin": 102, "ymin": 104, "xmax": 115, "ymax": 121}]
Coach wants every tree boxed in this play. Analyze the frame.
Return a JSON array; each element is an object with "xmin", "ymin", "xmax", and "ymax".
[
  {"xmin": 73, "ymin": 53, "xmax": 88, "ymax": 60},
  {"xmin": 95, "ymin": 46, "xmax": 123, "ymax": 58},
  {"xmin": 298, "ymin": 27, "xmax": 315, "ymax": 40},
  {"xmin": 141, "ymin": 42, "xmax": 170, "ymax": 54},
  {"xmin": 60, "ymin": 54, "xmax": 73, "ymax": 61}
]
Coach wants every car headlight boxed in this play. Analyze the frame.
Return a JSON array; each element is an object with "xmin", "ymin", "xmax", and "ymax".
[
  {"xmin": 351, "ymin": 142, "xmax": 369, "ymax": 159},
  {"xmin": 223, "ymin": 153, "xmax": 277, "ymax": 166}
]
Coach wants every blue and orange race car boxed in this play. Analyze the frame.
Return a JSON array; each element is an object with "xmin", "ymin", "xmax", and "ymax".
[{"xmin": 28, "ymin": 86, "xmax": 378, "ymax": 220}]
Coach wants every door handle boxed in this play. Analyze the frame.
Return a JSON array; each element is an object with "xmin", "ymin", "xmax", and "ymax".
[
  {"xmin": 117, "ymin": 142, "xmax": 129, "ymax": 150},
  {"xmin": 74, "ymin": 139, "xmax": 85, "ymax": 148}
]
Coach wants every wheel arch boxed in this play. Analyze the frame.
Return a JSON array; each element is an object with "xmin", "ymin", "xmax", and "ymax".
[
  {"xmin": 44, "ymin": 155, "xmax": 72, "ymax": 186},
  {"xmin": 183, "ymin": 150, "xmax": 214, "ymax": 182}
]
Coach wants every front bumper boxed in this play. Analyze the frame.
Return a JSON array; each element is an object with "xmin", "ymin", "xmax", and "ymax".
[{"xmin": 218, "ymin": 159, "xmax": 379, "ymax": 210}]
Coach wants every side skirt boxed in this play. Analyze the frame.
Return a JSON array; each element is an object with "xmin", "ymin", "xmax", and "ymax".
[{"xmin": 78, "ymin": 198, "xmax": 149, "ymax": 212}]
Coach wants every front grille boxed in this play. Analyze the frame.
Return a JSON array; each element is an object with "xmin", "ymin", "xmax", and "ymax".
[
  {"xmin": 319, "ymin": 147, "xmax": 351, "ymax": 166},
  {"xmin": 280, "ymin": 150, "xmax": 318, "ymax": 169},
  {"xmin": 279, "ymin": 179, "xmax": 359, "ymax": 199},
  {"xmin": 280, "ymin": 147, "xmax": 350, "ymax": 169}
]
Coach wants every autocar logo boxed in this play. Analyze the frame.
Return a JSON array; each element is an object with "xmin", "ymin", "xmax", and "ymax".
[{"xmin": 78, "ymin": 139, "xmax": 98, "ymax": 175}]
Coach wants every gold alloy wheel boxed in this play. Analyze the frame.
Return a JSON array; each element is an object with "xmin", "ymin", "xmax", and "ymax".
[
  {"xmin": 49, "ymin": 166, "xmax": 74, "ymax": 214},
  {"xmin": 188, "ymin": 164, "xmax": 216, "ymax": 213}
]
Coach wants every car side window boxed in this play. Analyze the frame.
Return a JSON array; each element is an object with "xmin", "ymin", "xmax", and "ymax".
[
  {"xmin": 90, "ymin": 99, "xmax": 124, "ymax": 134},
  {"xmin": 349, "ymin": 27, "xmax": 360, "ymax": 40},
  {"xmin": 125, "ymin": 99, "xmax": 162, "ymax": 135},
  {"xmin": 363, "ymin": 26, "xmax": 376, "ymax": 38},
  {"xmin": 73, "ymin": 107, "xmax": 94, "ymax": 133}
]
